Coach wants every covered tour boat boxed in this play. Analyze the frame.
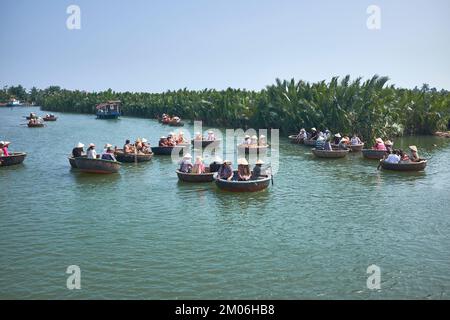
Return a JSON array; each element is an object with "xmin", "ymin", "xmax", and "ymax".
[{"xmin": 96, "ymin": 101, "xmax": 121, "ymax": 119}]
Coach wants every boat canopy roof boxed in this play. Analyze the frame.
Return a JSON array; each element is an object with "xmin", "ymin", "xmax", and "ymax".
[{"xmin": 96, "ymin": 100, "xmax": 121, "ymax": 110}]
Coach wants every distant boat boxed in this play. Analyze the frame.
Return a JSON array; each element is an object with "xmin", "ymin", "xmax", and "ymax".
[
  {"xmin": 6, "ymin": 99, "xmax": 23, "ymax": 107},
  {"xmin": 96, "ymin": 101, "xmax": 121, "ymax": 119}
]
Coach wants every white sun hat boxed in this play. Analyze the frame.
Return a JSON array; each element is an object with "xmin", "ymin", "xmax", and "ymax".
[
  {"xmin": 141, "ymin": 138, "xmax": 148, "ymax": 143},
  {"xmin": 104, "ymin": 143, "xmax": 113, "ymax": 148},
  {"xmin": 89, "ymin": 143, "xmax": 95, "ymax": 147},
  {"xmin": 183, "ymin": 153, "xmax": 192, "ymax": 159},
  {"xmin": 237, "ymin": 158, "xmax": 249, "ymax": 165},
  {"xmin": 256, "ymin": 159, "xmax": 264, "ymax": 165},
  {"xmin": 76, "ymin": 142, "xmax": 85, "ymax": 148}
]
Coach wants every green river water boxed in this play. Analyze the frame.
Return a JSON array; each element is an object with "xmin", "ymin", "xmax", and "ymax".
[{"xmin": 1, "ymin": 106, "xmax": 449, "ymax": 299}]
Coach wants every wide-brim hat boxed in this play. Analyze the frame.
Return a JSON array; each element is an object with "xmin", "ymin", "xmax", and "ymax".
[
  {"xmin": 160, "ymin": 136, "xmax": 166, "ymax": 139},
  {"xmin": 244, "ymin": 135, "xmax": 250, "ymax": 139},
  {"xmin": 183, "ymin": 153, "xmax": 192, "ymax": 159},
  {"xmin": 259, "ymin": 135, "xmax": 266, "ymax": 138},
  {"xmin": 104, "ymin": 143, "xmax": 113, "ymax": 148},
  {"xmin": 195, "ymin": 156, "xmax": 203, "ymax": 161},
  {"xmin": 251, "ymin": 135, "xmax": 258, "ymax": 139},
  {"xmin": 223, "ymin": 159, "xmax": 231, "ymax": 164},
  {"xmin": 409, "ymin": 145, "xmax": 418, "ymax": 152},
  {"xmin": 76, "ymin": 142, "xmax": 84, "ymax": 148},
  {"xmin": 237, "ymin": 158, "xmax": 249, "ymax": 165},
  {"xmin": 375, "ymin": 138, "xmax": 383, "ymax": 144},
  {"xmin": 89, "ymin": 143, "xmax": 95, "ymax": 147},
  {"xmin": 207, "ymin": 130, "xmax": 214, "ymax": 134},
  {"xmin": 256, "ymin": 159, "xmax": 264, "ymax": 165},
  {"xmin": 141, "ymin": 138, "xmax": 148, "ymax": 143},
  {"xmin": 334, "ymin": 133, "xmax": 342, "ymax": 138},
  {"xmin": 384, "ymin": 140, "xmax": 393, "ymax": 146},
  {"xmin": 311, "ymin": 127, "xmax": 317, "ymax": 131}
]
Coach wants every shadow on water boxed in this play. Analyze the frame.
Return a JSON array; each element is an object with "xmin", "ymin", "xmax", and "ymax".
[{"xmin": 69, "ymin": 170, "xmax": 121, "ymax": 186}]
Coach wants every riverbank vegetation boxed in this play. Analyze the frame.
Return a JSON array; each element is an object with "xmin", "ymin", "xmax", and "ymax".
[{"xmin": 2, "ymin": 75, "xmax": 450, "ymax": 139}]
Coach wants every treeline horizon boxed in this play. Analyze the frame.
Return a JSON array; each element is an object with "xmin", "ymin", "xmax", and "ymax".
[{"xmin": 2, "ymin": 75, "xmax": 450, "ymax": 139}]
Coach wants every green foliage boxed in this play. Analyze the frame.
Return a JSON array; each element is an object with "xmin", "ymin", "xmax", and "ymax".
[{"xmin": 3, "ymin": 76, "xmax": 449, "ymax": 139}]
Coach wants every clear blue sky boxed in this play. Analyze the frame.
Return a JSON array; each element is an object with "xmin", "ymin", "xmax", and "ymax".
[{"xmin": 1, "ymin": 0, "xmax": 449, "ymax": 92}]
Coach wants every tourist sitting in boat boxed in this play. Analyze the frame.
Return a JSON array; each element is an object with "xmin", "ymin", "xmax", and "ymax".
[
  {"xmin": 373, "ymin": 138, "xmax": 387, "ymax": 151},
  {"xmin": 315, "ymin": 134, "xmax": 326, "ymax": 150},
  {"xmin": 101, "ymin": 144, "xmax": 117, "ymax": 161},
  {"xmin": 172, "ymin": 116, "xmax": 181, "ymax": 124},
  {"xmin": 72, "ymin": 142, "xmax": 85, "ymax": 158},
  {"xmin": 351, "ymin": 134, "xmax": 363, "ymax": 145},
  {"xmin": 176, "ymin": 131, "xmax": 186, "ymax": 144},
  {"xmin": 159, "ymin": 136, "xmax": 168, "ymax": 147},
  {"xmin": 217, "ymin": 160, "xmax": 233, "ymax": 181},
  {"xmin": 250, "ymin": 135, "xmax": 258, "ymax": 146},
  {"xmin": 385, "ymin": 140, "xmax": 394, "ymax": 153},
  {"xmin": 209, "ymin": 157, "xmax": 222, "ymax": 173},
  {"xmin": 385, "ymin": 150, "xmax": 401, "ymax": 164},
  {"xmin": 206, "ymin": 130, "xmax": 215, "ymax": 141},
  {"xmin": 409, "ymin": 146, "xmax": 420, "ymax": 162},
  {"xmin": 237, "ymin": 158, "xmax": 251, "ymax": 181},
  {"xmin": 123, "ymin": 140, "xmax": 133, "ymax": 153},
  {"xmin": 29, "ymin": 112, "xmax": 37, "ymax": 119},
  {"xmin": 0, "ymin": 141, "xmax": 11, "ymax": 157},
  {"xmin": 324, "ymin": 129, "xmax": 331, "ymax": 140},
  {"xmin": 192, "ymin": 156, "xmax": 206, "ymax": 174},
  {"xmin": 141, "ymin": 138, "xmax": 150, "ymax": 153},
  {"xmin": 296, "ymin": 128, "xmax": 307, "ymax": 140},
  {"xmin": 179, "ymin": 153, "xmax": 193, "ymax": 173},
  {"xmin": 251, "ymin": 159, "xmax": 264, "ymax": 180},
  {"xmin": 310, "ymin": 128, "xmax": 318, "ymax": 140},
  {"xmin": 399, "ymin": 149, "xmax": 410, "ymax": 162},
  {"xmin": 323, "ymin": 139, "xmax": 333, "ymax": 151},
  {"xmin": 135, "ymin": 138, "xmax": 143, "ymax": 151},
  {"xmin": 167, "ymin": 133, "xmax": 176, "ymax": 146},
  {"xmin": 243, "ymin": 135, "xmax": 251, "ymax": 145},
  {"xmin": 194, "ymin": 132, "xmax": 203, "ymax": 141},
  {"xmin": 333, "ymin": 133, "xmax": 342, "ymax": 145},
  {"xmin": 87, "ymin": 143, "xmax": 97, "ymax": 159},
  {"xmin": 259, "ymin": 135, "xmax": 267, "ymax": 146},
  {"xmin": 338, "ymin": 137, "xmax": 350, "ymax": 150}
]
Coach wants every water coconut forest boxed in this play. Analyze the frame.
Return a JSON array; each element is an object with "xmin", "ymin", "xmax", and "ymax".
[{"xmin": 2, "ymin": 75, "xmax": 450, "ymax": 140}]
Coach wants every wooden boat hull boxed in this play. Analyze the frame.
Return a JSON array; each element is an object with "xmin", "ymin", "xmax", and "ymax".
[
  {"xmin": 176, "ymin": 170, "xmax": 215, "ymax": 182},
  {"xmin": 214, "ymin": 173, "xmax": 271, "ymax": 192},
  {"xmin": 150, "ymin": 145, "xmax": 188, "ymax": 155},
  {"xmin": 27, "ymin": 123, "xmax": 44, "ymax": 127},
  {"xmin": 362, "ymin": 149, "xmax": 387, "ymax": 159},
  {"xmin": 43, "ymin": 117, "xmax": 57, "ymax": 121},
  {"xmin": 238, "ymin": 145, "xmax": 268, "ymax": 155},
  {"xmin": 349, "ymin": 143, "xmax": 364, "ymax": 152},
  {"xmin": 312, "ymin": 148, "xmax": 349, "ymax": 158},
  {"xmin": 0, "ymin": 152, "xmax": 27, "ymax": 166},
  {"xmin": 168, "ymin": 121, "xmax": 184, "ymax": 127},
  {"xmin": 73, "ymin": 157, "xmax": 121, "ymax": 173},
  {"xmin": 288, "ymin": 135, "xmax": 304, "ymax": 144},
  {"xmin": 380, "ymin": 160, "xmax": 427, "ymax": 171},
  {"xmin": 303, "ymin": 139, "xmax": 316, "ymax": 146},
  {"xmin": 191, "ymin": 139, "xmax": 221, "ymax": 148},
  {"xmin": 114, "ymin": 149, "xmax": 153, "ymax": 163},
  {"xmin": 96, "ymin": 113, "xmax": 120, "ymax": 119}
]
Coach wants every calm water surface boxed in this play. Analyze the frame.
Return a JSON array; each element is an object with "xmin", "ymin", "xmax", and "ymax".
[{"xmin": 1, "ymin": 107, "xmax": 449, "ymax": 299}]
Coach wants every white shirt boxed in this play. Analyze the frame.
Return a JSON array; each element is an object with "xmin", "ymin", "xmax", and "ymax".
[
  {"xmin": 385, "ymin": 154, "xmax": 400, "ymax": 163},
  {"xmin": 87, "ymin": 149, "xmax": 97, "ymax": 159}
]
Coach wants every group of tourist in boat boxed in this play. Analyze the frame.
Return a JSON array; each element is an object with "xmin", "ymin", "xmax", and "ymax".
[
  {"xmin": 159, "ymin": 131, "xmax": 187, "ymax": 146},
  {"xmin": 178, "ymin": 153, "xmax": 265, "ymax": 181},
  {"xmin": 123, "ymin": 138, "xmax": 151, "ymax": 154},
  {"xmin": 240, "ymin": 134, "xmax": 267, "ymax": 146},
  {"xmin": 194, "ymin": 130, "xmax": 216, "ymax": 141},
  {"xmin": 381, "ymin": 144, "xmax": 421, "ymax": 164},
  {"xmin": 160, "ymin": 114, "xmax": 183, "ymax": 126},
  {"xmin": 71, "ymin": 142, "xmax": 118, "ymax": 161}
]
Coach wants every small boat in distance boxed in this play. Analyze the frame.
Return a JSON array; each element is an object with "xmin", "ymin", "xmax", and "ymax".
[
  {"xmin": 0, "ymin": 152, "xmax": 27, "ymax": 167},
  {"xmin": 43, "ymin": 114, "xmax": 58, "ymax": 121},
  {"xmin": 96, "ymin": 101, "xmax": 121, "ymax": 119},
  {"xmin": 6, "ymin": 98, "xmax": 23, "ymax": 107},
  {"xmin": 73, "ymin": 157, "xmax": 121, "ymax": 173},
  {"xmin": 27, "ymin": 121, "xmax": 45, "ymax": 128},
  {"xmin": 379, "ymin": 159, "xmax": 427, "ymax": 171},
  {"xmin": 214, "ymin": 171, "xmax": 272, "ymax": 192},
  {"xmin": 237, "ymin": 144, "xmax": 269, "ymax": 155},
  {"xmin": 151, "ymin": 145, "xmax": 188, "ymax": 156},
  {"xmin": 349, "ymin": 143, "xmax": 365, "ymax": 152}
]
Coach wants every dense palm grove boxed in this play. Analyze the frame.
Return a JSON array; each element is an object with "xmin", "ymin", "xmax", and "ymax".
[{"xmin": 2, "ymin": 75, "xmax": 450, "ymax": 140}]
